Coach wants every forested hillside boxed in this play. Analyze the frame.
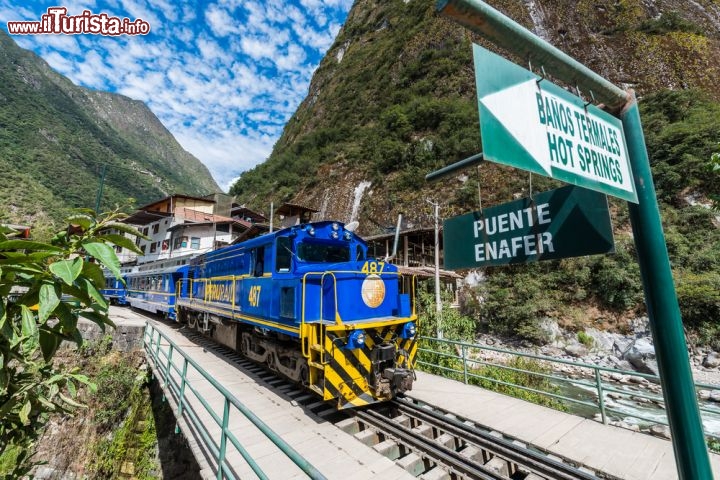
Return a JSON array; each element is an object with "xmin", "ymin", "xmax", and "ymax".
[
  {"xmin": 230, "ymin": 0, "xmax": 720, "ymax": 343},
  {"xmin": 0, "ymin": 31, "xmax": 219, "ymax": 238}
]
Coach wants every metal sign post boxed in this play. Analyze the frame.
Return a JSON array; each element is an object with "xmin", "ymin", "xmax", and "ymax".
[{"xmin": 435, "ymin": 0, "xmax": 714, "ymax": 478}]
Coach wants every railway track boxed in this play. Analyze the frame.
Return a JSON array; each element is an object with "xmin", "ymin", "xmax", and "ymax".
[{"xmin": 164, "ymin": 321, "xmax": 605, "ymax": 480}]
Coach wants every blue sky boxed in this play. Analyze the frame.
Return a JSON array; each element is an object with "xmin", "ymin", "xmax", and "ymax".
[{"xmin": 1, "ymin": 0, "xmax": 353, "ymax": 191}]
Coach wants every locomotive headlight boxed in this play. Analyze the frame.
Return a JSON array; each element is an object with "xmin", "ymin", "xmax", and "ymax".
[
  {"xmin": 330, "ymin": 231, "xmax": 339, "ymax": 240},
  {"xmin": 307, "ymin": 227, "xmax": 315, "ymax": 236},
  {"xmin": 332, "ymin": 222, "xmax": 339, "ymax": 231},
  {"xmin": 345, "ymin": 329, "xmax": 366, "ymax": 350},
  {"xmin": 344, "ymin": 231, "xmax": 352, "ymax": 241},
  {"xmin": 400, "ymin": 321, "xmax": 416, "ymax": 339},
  {"xmin": 361, "ymin": 274, "xmax": 385, "ymax": 308}
]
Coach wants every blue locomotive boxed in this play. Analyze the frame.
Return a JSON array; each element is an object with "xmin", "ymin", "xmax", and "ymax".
[{"xmin": 120, "ymin": 221, "xmax": 418, "ymax": 408}]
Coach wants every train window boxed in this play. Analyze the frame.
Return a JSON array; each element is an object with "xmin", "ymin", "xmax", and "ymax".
[
  {"xmin": 276, "ymin": 237, "xmax": 292, "ymax": 272},
  {"xmin": 297, "ymin": 241, "xmax": 349, "ymax": 263},
  {"xmin": 252, "ymin": 246, "xmax": 265, "ymax": 277}
]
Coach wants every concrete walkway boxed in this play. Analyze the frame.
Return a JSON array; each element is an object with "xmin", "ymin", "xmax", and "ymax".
[{"xmin": 409, "ymin": 371, "xmax": 720, "ymax": 479}]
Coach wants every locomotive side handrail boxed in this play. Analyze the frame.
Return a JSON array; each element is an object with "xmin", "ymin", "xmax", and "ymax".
[{"xmin": 144, "ymin": 322, "xmax": 327, "ymax": 480}]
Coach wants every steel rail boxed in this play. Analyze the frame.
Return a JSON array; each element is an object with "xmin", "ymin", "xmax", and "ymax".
[
  {"xmin": 353, "ymin": 408, "xmax": 507, "ymax": 480},
  {"xmin": 394, "ymin": 397, "xmax": 598, "ymax": 480}
]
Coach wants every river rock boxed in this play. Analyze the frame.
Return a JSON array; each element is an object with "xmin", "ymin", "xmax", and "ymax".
[
  {"xmin": 564, "ymin": 344, "xmax": 588, "ymax": 358},
  {"xmin": 538, "ymin": 317, "xmax": 562, "ymax": 344},
  {"xmin": 625, "ymin": 338, "xmax": 659, "ymax": 375},
  {"xmin": 649, "ymin": 424, "xmax": 671, "ymax": 440},
  {"xmin": 628, "ymin": 375, "xmax": 649, "ymax": 385},
  {"xmin": 702, "ymin": 352, "xmax": 720, "ymax": 369}
]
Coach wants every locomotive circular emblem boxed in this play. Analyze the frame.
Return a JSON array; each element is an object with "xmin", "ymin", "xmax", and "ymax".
[{"xmin": 361, "ymin": 274, "xmax": 385, "ymax": 308}]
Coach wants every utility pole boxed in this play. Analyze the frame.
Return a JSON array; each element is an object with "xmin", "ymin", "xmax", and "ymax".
[
  {"xmin": 427, "ymin": 199, "xmax": 443, "ymax": 339},
  {"xmin": 94, "ymin": 164, "xmax": 107, "ymax": 214}
]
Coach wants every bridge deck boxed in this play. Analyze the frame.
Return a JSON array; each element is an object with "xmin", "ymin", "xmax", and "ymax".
[
  {"xmin": 145, "ymin": 318, "xmax": 414, "ymax": 480},
  {"xmin": 408, "ymin": 370, "xmax": 720, "ymax": 480}
]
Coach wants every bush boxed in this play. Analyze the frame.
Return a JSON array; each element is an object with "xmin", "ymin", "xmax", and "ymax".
[
  {"xmin": 93, "ymin": 356, "xmax": 140, "ymax": 431},
  {"xmin": 577, "ymin": 331, "xmax": 595, "ymax": 348},
  {"xmin": 676, "ymin": 272, "xmax": 720, "ymax": 330},
  {"xmin": 468, "ymin": 357, "xmax": 567, "ymax": 410}
]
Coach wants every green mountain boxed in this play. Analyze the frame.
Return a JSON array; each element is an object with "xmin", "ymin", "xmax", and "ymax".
[
  {"xmin": 231, "ymin": 0, "xmax": 720, "ymax": 227},
  {"xmin": 231, "ymin": 0, "xmax": 720, "ymax": 343},
  {"xmin": 0, "ymin": 31, "xmax": 219, "ymax": 237}
]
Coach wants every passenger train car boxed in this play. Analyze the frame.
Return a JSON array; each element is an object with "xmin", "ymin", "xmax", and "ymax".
[
  {"xmin": 124, "ymin": 255, "xmax": 195, "ymax": 319},
  {"xmin": 118, "ymin": 221, "xmax": 418, "ymax": 408},
  {"xmin": 101, "ymin": 273, "xmax": 127, "ymax": 305}
]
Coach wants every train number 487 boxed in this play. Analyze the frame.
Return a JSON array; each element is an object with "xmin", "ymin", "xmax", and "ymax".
[
  {"xmin": 248, "ymin": 285, "xmax": 262, "ymax": 307},
  {"xmin": 361, "ymin": 261, "xmax": 385, "ymax": 275}
]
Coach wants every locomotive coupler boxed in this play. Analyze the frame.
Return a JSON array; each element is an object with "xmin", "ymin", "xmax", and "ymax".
[{"xmin": 381, "ymin": 367, "xmax": 414, "ymax": 393}]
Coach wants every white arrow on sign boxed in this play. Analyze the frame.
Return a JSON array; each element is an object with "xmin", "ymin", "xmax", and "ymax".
[{"xmin": 480, "ymin": 79, "xmax": 553, "ymax": 176}]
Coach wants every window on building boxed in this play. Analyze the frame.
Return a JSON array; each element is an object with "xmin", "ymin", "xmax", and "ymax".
[
  {"xmin": 181, "ymin": 236, "xmax": 188, "ymax": 248},
  {"xmin": 190, "ymin": 237, "xmax": 200, "ymax": 249},
  {"xmin": 153, "ymin": 224, "xmax": 160, "ymax": 234},
  {"xmin": 140, "ymin": 244, "xmax": 146, "ymax": 254},
  {"xmin": 216, "ymin": 224, "xmax": 230, "ymax": 233},
  {"xmin": 115, "ymin": 245, "xmax": 122, "ymax": 253},
  {"xmin": 143, "ymin": 227, "xmax": 149, "ymax": 236},
  {"xmin": 162, "ymin": 240, "xmax": 169, "ymax": 251},
  {"xmin": 150, "ymin": 242, "xmax": 157, "ymax": 253}
]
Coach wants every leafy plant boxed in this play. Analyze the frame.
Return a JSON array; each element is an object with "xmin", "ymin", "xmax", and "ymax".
[
  {"xmin": 0, "ymin": 209, "xmax": 143, "ymax": 478},
  {"xmin": 577, "ymin": 331, "xmax": 595, "ymax": 348}
]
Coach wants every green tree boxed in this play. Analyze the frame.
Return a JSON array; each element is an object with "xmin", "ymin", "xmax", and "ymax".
[
  {"xmin": 0, "ymin": 209, "xmax": 143, "ymax": 478},
  {"xmin": 709, "ymin": 144, "xmax": 720, "ymax": 210}
]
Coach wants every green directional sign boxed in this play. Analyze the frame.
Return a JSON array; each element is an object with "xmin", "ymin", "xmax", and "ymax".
[
  {"xmin": 474, "ymin": 44, "xmax": 638, "ymax": 203},
  {"xmin": 443, "ymin": 185, "xmax": 614, "ymax": 269}
]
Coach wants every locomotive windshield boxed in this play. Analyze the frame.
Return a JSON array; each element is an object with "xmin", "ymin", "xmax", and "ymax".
[{"xmin": 297, "ymin": 241, "xmax": 350, "ymax": 263}]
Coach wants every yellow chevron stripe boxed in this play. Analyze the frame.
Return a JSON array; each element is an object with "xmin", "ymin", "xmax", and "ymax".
[
  {"xmin": 323, "ymin": 337, "xmax": 370, "ymax": 391},
  {"xmin": 324, "ymin": 371, "xmax": 371, "ymax": 407}
]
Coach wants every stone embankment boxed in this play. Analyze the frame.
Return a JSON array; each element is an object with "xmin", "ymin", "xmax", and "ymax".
[{"xmin": 473, "ymin": 317, "xmax": 720, "ymax": 440}]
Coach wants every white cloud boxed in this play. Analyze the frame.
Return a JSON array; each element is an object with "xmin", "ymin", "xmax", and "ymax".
[
  {"xmin": 5, "ymin": 0, "xmax": 353, "ymax": 192},
  {"xmin": 205, "ymin": 4, "xmax": 236, "ymax": 37},
  {"xmin": 175, "ymin": 129, "xmax": 275, "ymax": 192}
]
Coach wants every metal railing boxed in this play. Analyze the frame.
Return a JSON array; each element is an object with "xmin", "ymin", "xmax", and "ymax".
[
  {"xmin": 418, "ymin": 336, "xmax": 720, "ymax": 444},
  {"xmin": 143, "ymin": 322, "xmax": 326, "ymax": 480}
]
